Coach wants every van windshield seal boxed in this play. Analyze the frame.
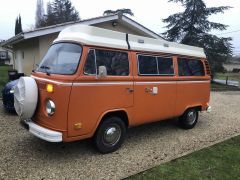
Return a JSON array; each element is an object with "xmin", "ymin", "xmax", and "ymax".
[{"xmin": 36, "ymin": 43, "xmax": 82, "ymax": 75}]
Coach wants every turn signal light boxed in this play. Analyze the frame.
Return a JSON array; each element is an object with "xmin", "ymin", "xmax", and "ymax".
[
  {"xmin": 74, "ymin": 123, "xmax": 82, "ymax": 130},
  {"xmin": 46, "ymin": 84, "xmax": 54, "ymax": 93}
]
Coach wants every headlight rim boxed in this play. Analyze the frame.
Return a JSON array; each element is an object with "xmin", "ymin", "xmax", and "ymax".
[{"xmin": 46, "ymin": 99, "xmax": 55, "ymax": 116}]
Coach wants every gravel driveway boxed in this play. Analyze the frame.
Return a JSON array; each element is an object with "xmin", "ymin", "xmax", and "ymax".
[{"xmin": 0, "ymin": 91, "xmax": 240, "ymax": 179}]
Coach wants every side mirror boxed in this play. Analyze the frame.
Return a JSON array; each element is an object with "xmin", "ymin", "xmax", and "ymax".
[{"xmin": 98, "ymin": 66, "xmax": 107, "ymax": 78}]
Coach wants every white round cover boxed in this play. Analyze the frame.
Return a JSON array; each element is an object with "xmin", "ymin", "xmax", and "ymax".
[{"xmin": 14, "ymin": 77, "xmax": 38, "ymax": 120}]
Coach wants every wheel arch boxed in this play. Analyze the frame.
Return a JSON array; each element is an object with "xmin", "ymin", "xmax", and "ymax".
[
  {"xmin": 181, "ymin": 104, "xmax": 202, "ymax": 116},
  {"xmin": 94, "ymin": 109, "xmax": 129, "ymax": 134}
]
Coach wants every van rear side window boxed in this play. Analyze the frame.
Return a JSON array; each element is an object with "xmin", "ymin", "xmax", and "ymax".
[
  {"xmin": 138, "ymin": 55, "xmax": 174, "ymax": 76},
  {"xmin": 178, "ymin": 58, "xmax": 205, "ymax": 76},
  {"xmin": 84, "ymin": 49, "xmax": 129, "ymax": 76}
]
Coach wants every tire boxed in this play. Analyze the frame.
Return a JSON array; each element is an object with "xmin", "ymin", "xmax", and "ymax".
[
  {"xmin": 94, "ymin": 116, "xmax": 126, "ymax": 154},
  {"xmin": 179, "ymin": 108, "xmax": 198, "ymax": 129},
  {"xmin": 14, "ymin": 77, "xmax": 38, "ymax": 120}
]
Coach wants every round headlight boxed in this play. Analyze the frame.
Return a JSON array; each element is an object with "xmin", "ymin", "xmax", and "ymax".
[
  {"xmin": 10, "ymin": 88, "xmax": 14, "ymax": 94},
  {"xmin": 46, "ymin": 100, "xmax": 55, "ymax": 116}
]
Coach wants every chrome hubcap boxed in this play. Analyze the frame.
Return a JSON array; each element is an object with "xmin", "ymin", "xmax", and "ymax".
[
  {"xmin": 187, "ymin": 111, "xmax": 196, "ymax": 125},
  {"xmin": 103, "ymin": 125, "xmax": 121, "ymax": 146}
]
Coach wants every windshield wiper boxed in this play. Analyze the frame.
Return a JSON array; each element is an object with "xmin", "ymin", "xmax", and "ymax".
[
  {"xmin": 32, "ymin": 64, "xmax": 39, "ymax": 73},
  {"xmin": 40, "ymin": 65, "xmax": 51, "ymax": 76}
]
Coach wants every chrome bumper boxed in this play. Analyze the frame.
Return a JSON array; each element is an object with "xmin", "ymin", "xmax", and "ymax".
[
  {"xmin": 20, "ymin": 119, "xmax": 62, "ymax": 142},
  {"xmin": 206, "ymin": 106, "xmax": 212, "ymax": 112}
]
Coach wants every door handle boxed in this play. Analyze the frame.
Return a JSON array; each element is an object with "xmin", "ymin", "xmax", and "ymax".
[
  {"xmin": 145, "ymin": 87, "xmax": 158, "ymax": 95},
  {"xmin": 126, "ymin": 88, "xmax": 134, "ymax": 93},
  {"xmin": 145, "ymin": 87, "xmax": 152, "ymax": 93}
]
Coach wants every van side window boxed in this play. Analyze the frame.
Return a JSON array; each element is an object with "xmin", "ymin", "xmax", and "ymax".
[
  {"xmin": 138, "ymin": 55, "xmax": 174, "ymax": 75},
  {"xmin": 95, "ymin": 50, "xmax": 129, "ymax": 76},
  {"xmin": 178, "ymin": 58, "xmax": 205, "ymax": 76},
  {"xmin": 84, "ymin": 49, "xmax": 129, "ymax": 76},
  {"xmin": 138, "ymin": 55, "xmax": 158, "ymax": 75},
  {"xmin": 84, "ymin": 50, "xmax": 96, "ymax": 75},
  {"xmin": 157, "ymin": 57, "xmax": 174, "ymax": 75}
]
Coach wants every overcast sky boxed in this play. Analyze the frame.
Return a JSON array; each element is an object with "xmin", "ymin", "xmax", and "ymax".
[{"xmin": 0, "ymin": 0, "xmax": 239, "ymax": 55}]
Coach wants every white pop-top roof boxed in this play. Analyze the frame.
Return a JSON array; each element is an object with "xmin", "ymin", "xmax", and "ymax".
[{"xmin": 55, "ymin": 25, "xmax": 206, "ymax": 58}]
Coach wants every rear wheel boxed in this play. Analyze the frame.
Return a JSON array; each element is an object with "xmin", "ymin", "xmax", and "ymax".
[
  {"xmin": 179, "ymin": 108, "xmax": 199, "ymax": 129},
  {"xmin": 94, "ymin": 116, "xmax": 126, "ymax": 154}
]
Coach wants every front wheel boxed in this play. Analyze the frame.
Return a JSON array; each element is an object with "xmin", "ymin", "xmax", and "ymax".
[
  {"xmin": 179, "ymin": 108, "xmax": 199, "ymax": 129},
  {"xmin": 94, "ymin": 116, "xmax": 126, "ymax": 154}
]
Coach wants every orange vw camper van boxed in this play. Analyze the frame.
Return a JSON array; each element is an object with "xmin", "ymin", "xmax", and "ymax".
[{"xmin": 14, "ymin": 25, "xmax": 211, "ymax": 153}]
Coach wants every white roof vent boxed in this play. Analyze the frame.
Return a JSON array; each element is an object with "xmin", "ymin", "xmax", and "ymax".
[
  {"xmin": 138, "ymin": 39, "xmax": 144, "ymax": 44},
  {"xmin": 164, "ymin": 43, "xmax": 169, "ymax": 47}
]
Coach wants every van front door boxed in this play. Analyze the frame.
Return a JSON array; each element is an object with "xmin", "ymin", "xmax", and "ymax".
[{"xmin": 67, "ymin": 48, "xmax": 133, "ymax": 137}]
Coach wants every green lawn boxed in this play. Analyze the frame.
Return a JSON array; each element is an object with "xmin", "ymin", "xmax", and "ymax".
[
  {"xmin": 0, "ymin": 65, "xmax": 12, "ymax": 95},
  {"xmin": 215, "ymin": 72, "xmax": 240, "ymax": 81},
  {"xmin": 128, "ymin": 135, "xmax": 240, "ymax": 180}
]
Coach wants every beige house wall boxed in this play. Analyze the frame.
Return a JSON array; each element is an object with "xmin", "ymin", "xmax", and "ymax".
[
  {"xmin": 6, "ymin": 52, "xmax": 13, "ymax": 65},
  {"xmin": 13, "ymin": 33, "xmax": 58, "ymax": 75},
  {"xmin": 39, "ymin": 33, "xmax": 59, "ymax": 60},
  {"xmin": 13, "ymin": 38, "xmax": 39, "ymax": 75}
]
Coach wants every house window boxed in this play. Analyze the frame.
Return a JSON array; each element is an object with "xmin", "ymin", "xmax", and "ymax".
[
  {"xmin": 0, "ymin": 51, "xmax": 7, "ymax": 59},
  {"xmin": 178, "ymin": 58, "xmax": 205, "ymax": 76},
  {"xmin": 84, "ymin": 49, "xmax": 129, "ymax": 76}
]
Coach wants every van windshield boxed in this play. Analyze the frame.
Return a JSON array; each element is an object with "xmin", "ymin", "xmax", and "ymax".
[{"xmin": 36, "ymin": 43, "xmax": 82, "ymax": 75}]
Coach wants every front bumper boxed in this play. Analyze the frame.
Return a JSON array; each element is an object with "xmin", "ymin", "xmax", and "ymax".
[
  {"xmin": 20, "ymin": 119, "xmax": 62, "ymax": 142},
  {"xmin": 206, "ymin": 106, "xmax": 212, "ymax": 112}
]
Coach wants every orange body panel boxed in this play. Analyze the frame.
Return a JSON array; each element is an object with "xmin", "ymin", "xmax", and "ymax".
[
  {"xmin": 32, "ymin": 45, "xmax": 211, "ymax": 142},
  {"xmin": 175, "ymin": 77, "xmax": 210, "ymax": 116},
  {"xmin": 131, "ymin": 52, "xmax": 178, "ymax": 125}
]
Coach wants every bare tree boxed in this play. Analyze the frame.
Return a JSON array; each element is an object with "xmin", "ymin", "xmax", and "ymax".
[
  {"xmin": 45, "ymin": 0, "xmax": 80, "ymax": 26},
  {"xmin": 35, "ymin": 0, "xmax": 45, "ymax": 28},
  {"xmin": 45, "ymin": 1, "xmax": 55, "ymax": 26}
]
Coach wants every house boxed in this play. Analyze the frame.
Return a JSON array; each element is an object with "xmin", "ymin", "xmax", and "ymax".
[
  {"xmin": 0, "ymin": 49, "xmax": 10, "ymax": 65},
  {"xmin": 1, "ymin": 13, "xmax": 164, "ymax": 75},
  {"xmin": 0, "ymin": 42, "xmax": 13, "ymax": 65}
]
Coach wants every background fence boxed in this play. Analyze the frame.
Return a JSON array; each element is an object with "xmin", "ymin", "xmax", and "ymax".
[{"xmin": 215, "ymin": 72, "xmax": 240, "ymax": 87}]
